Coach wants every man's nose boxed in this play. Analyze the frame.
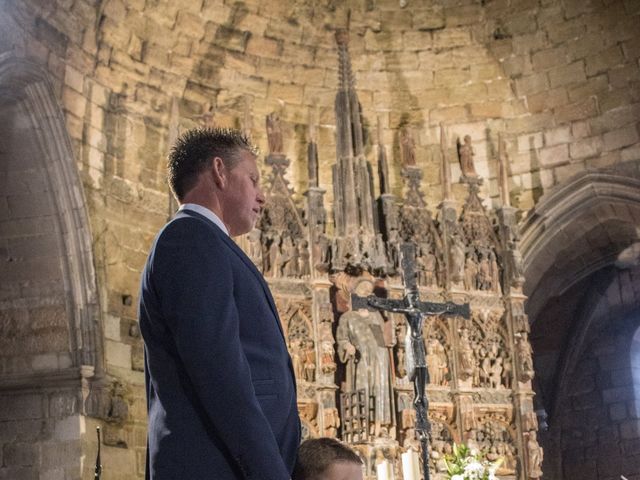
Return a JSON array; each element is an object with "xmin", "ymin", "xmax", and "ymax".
[{"xmin": 257, "ymin": 188, "xmax": 266, "ymax": 204}]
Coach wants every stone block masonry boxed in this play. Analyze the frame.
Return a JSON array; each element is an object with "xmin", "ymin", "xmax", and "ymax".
[{"xmin": 0, "ymin": 0, "xmax": 638, "ymax": 478}]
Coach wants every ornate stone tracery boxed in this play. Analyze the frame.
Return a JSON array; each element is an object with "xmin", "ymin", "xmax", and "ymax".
[{"xmin": 240, "ymin": 29, "xmax": 539, "ymax": 480}]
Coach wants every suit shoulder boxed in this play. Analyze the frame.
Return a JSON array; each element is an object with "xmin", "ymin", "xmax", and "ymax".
[{"xmin": 158, "ymin": 215, "xmax": 223, "ymax": 244}]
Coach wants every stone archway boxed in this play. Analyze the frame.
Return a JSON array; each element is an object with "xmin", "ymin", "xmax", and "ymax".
[
  {"xmin": 0, "ymin": 53, "xmax": 101, "ymax": 479},
  {"xmin": 0, "ymin": 53, "xmax": 101, "ymax": 373},
  {"xmin": 520, "ymin": 168, "xmax": 640, "ymax": 479}
]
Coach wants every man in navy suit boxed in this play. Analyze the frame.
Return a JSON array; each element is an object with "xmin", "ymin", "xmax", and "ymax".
[{"xmin": 139, "ymin": 128, "xmax": 300, "ymax": 479}]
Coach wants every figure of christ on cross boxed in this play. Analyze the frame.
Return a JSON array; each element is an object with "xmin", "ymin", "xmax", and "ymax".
[{"xmin": 351, "ymin": 243, "xmax": 470, "ymax": 480}]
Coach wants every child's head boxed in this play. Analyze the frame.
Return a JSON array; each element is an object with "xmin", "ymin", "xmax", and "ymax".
[{"xmin": 293, "ymin": 438, "xmax": 363, "ymax": 480}]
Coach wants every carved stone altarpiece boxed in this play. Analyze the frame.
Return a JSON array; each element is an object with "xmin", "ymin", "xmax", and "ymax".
[{"xmin": 241, "ymin": 29, "xmax": 540, "ymax": 480}]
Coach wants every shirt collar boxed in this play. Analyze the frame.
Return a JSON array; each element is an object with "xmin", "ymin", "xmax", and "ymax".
[{"xmin": 178, "ymin": 203, "xmax": 229, "ymax": 236}]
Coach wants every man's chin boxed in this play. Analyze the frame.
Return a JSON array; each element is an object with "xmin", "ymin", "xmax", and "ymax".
[{"xmin": 231, "ymin": 222, "xmax": 255, "ymax": 237}]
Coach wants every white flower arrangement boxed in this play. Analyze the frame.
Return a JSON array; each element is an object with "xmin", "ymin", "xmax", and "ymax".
[{"xmin": 444, "ymin": 443, "xmax": 502, "ymax": 480}]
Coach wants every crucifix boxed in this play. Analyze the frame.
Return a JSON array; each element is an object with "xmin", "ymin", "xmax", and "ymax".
[{"xmin": 351, "ymin": 243, "xmax": 471, "ymax": 480}]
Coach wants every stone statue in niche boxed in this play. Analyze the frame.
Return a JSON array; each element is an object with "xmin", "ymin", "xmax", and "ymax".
[
  {"xmin": 512, "ymin": 301, "xmax": 530, "ymax": 333},
  {"xmin": 417, "ymin": 243, "xmax": 438, "ymax": 287},
  {"xmin": 479, "ymin": 348, "xmax": 492, "ymax": 386},
  {"xmin": 320, "ymin": 340, "xmax": 336, "ymax": 374},
  {"xmin": 527, "ymin": 431, "xmax": 544, "ymax": 479},
  {"xmin": 282, "ymin": 236, "xmax": 299, "ymax": 277},
  {"xmin": 303, "ymin": 339, "xmax": 316, "ymax": 382},
  {"xmin": 490, "ymin": 356, "xmax": 503, "ymax": 388},
  {"xmin": 426, "ymin": 337, "xmax": 448, "ymax": 386},
  {"xmin": 298, "ymin": 240, "xmax": 310, "ymax": 277},
  {"xmin": 336, "ymin": 278, "xmax": 393, "ymax": 435},
  {"xmin": 290, "ymin": 338, "xmax": 305, "ymax": 381},
  {"xmin": 400, "ymin": 126, "xmax": 417, "ymax": 166},
  {"xmin": 464, "ymin": 252, "xmax": 478, "ymax": 290},
  {"xmin": 266, "ymin": 112, "xmax": 283, "ymax": 154},
  {"xmin": 394, "ymin": 320, "xmax": 408, "ymax": 379},
  {"xmin": 457, "ymin": 135, "xmax": 478, "ymax": 178},
  {"xmin": 268, "ymin": 232, "xmax": 282, "ymax": 277},
  {"xmin": 507, "ymin": 242, "xmax": 525, "ymax": 287},
  {"xmin": 247, "ymin": 228, "xmax": 263, "ymax": 269},
  {"xmin": 458, "ymin": 327, "xmax": 475, "ymax": 380},
  {"xmin": 477, "ymin": 250, "xmax": 492, "ymax": 290},
  {"xmin": 516, "ymin": 332, "xmax": 535, "ymax": 381},
  {"xmin": 323, "ymin": 407, "xmax": 340, "ymax": 437}
]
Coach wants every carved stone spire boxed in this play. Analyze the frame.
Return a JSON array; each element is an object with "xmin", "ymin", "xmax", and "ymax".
[
  {"xmin": 308, "ymin": 106, "xmax": 319, "ymax": 188},
  {"xmin": 377, "ymin": 115, "xmax": 390, "ymax": 196},
  {"xmin": 331, "ymin": 28, "xmax": 375, "ymax": 239},
  {"xmin": 498, "ymin": 134, "xmax": 510, "ymax": 207},
  {"xmin": 335, "ymin": 29, "xmax": 363, "ymax": 158}
]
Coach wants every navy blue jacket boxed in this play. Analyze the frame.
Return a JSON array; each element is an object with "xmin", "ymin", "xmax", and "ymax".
[{"xmin": 139, "ymin": 209, "xmax": 300, "ymax": 479}]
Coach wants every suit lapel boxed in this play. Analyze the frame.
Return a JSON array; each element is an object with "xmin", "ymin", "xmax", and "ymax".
[{"xmin": 177, "ymin": 210, "xmax": 285, "ymax": 340}]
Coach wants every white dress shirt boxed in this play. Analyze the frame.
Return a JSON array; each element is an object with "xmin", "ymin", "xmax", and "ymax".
[{"xmin": 178, "ymin": 203, "xmax": 229, "ymax": 236}]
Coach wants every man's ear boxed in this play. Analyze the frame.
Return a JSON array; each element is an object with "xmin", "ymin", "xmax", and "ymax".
[{"xmin": 211, "ymin": 156, "xmax": 227, "ymax": 188}]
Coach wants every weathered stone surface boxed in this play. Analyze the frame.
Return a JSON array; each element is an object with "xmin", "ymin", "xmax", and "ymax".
[{"xmin": 0, "ymin": 1, "xmax": 639, "ymax": 479}]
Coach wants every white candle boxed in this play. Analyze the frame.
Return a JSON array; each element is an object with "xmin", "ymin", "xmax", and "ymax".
[
  {"xmin": 376, "ymin": 459, "xmax": 394, "ymax": 480},
  {"xmin": 402, "ymin": 450, "xmax": 420, "ymax": 480}
]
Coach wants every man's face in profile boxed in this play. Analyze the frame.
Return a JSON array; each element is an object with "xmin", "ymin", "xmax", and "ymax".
[{"xmin": 319, "ymin": 461, "xmax": 363, "ymax": 480}]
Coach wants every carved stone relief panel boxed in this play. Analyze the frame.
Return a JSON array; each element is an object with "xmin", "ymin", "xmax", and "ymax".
[
  {"xmin": 284, "ymin": 303, "xmax": 315, "ymax": 385},
  {"xmin": 472, "ymin": 409, "xmax": 518, "ymax": 477},
  {"xmin": 424, "ymin": 317, "xmax": 453, "ymax": 387}
]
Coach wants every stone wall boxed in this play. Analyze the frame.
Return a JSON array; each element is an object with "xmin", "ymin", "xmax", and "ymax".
[
  {"xmin": 0, "ymin": 0, "xmax": 638, "ymax": 478},
  {"xmin": 548, "ymin": 265, "xmax": 640, "ymax": 479}
]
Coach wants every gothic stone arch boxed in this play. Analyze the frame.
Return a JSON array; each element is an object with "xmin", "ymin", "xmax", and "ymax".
[
  {"xmin": 0, "ymin": 53, "xmax": 101, "ymax": 478},
  {"xmin": 520, "ymin": 168, "xmax": 640, "ymax": 479}
]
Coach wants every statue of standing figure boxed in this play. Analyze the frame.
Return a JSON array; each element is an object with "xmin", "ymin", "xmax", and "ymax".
[
  {"xmin": 268, "ymin": 232, "xmax": 282, "ymax": 277},
  {"xmin": 477, "ymin": 251, "xmax": 492, "ymax": 290},
  {"xmin": 426, "ymin": 337, "xmax": 448, "ymax": 386},
  {"xmin": 266, "ymin": 112, "xmax": 284, "ymax": 154},
  {"xmin": 298, "ymin": 240, "xmax": 311, "ymax": 277},
  {"xmin": 457, "ymin": 134, "xmax": 478, "ymax": 178},
  {"xmin": 517, "ymin": 332, "xmax": 535, "ymax": 381},
  {"xmin": 458, "ymin": 327, "xmax": 475, "ymax": 380},
  {"xmin": 247, "ymin": 228, "xmax": 263, "ymax": 268},
  {"xmin": 400, "ymin": 126, "xmax": 417, "ymax": 166},
  {"xmin": 336, "ymin": 278, "xmax": 393, "ymax": 435},
  {"xmin": 464, "ymin": 253, "xmax": 478, "ymax": 290},
  {"xmin": 527, "ymin": 431, "xmax": 544, "ymax": 479}
]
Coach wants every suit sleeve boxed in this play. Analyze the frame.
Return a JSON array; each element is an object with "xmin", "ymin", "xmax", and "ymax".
[{"xmin": 154, "ymin": 220, "xmax": 291, "ymax": 479}]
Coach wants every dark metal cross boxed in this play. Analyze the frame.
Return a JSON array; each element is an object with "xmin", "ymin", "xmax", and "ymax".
[{"xmin": 351, "ymin": 243, "xmax": 470, "ymax": 480}]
